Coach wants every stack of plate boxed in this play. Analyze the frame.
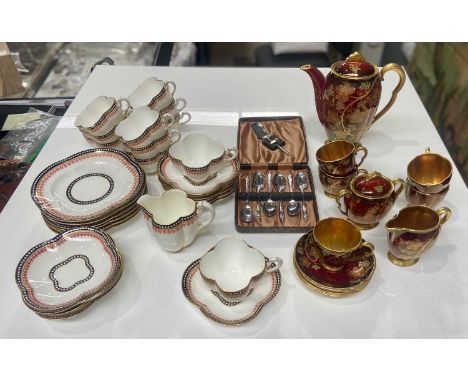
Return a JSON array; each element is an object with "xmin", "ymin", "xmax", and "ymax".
[
  {"xmin": 15, "ymin": 227, "xmax": 123, "ymax": 319},
  {"xmin": 157, "ymin": 153, "xmax": 239, "ymax": 203},
  {"xmin": 31, "ymin": 148, "xmax": 146, "ymax": 233},
  {"xmin": 293, "ymin": 231, "xmax": 376, "ymax": 297}
]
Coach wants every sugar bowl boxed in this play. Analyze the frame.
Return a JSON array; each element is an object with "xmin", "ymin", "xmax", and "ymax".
[{"xmin": 336, "ymin": 171, "xmax": 404, "ymax": 229}]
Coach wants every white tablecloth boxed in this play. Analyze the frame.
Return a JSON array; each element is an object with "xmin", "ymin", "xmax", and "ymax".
[{"xmin": 1, "ymin": 66, "xmax": 467, "ymax": 338}]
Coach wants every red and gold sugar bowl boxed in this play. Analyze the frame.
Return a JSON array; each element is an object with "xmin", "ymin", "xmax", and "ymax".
[
  {"xmin": 385, "ymin": 205, "xmax": 452, "ymax": 266},
  {"xmin": 335, "ymin": 171, "xmax": 405, "ymax": 229}
]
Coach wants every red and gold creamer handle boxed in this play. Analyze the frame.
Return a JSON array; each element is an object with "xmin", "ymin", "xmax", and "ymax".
[{"xmin": 372, "ymin": 63, "xmax": 406, "ymax": 124}]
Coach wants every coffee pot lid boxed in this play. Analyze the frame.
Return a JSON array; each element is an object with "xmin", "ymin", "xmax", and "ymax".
[
  {"xmin": 332, "ymin": 52, "xmax": 378, "ymax": 80},
  {"xmin": 352, "ymin": 172, "xmax": 393, "ymax": 198}
]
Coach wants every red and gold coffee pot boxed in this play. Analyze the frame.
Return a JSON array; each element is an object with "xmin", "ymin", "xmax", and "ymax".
[{"xmin": 301, "ymin": 52, "xmax": 405, "ymax": 143}]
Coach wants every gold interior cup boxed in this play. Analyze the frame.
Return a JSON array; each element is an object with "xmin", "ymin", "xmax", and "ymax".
[
  {"xmin": 312, "ymin": 217, "xmax": 373, "ymax": 271},
  {"xmin": 316, "ymin": 140, "xmax": 367, "ymax": 176},
  {"xmin": 407, "ymin": 147, "xmax": 452, "ymax": 194}
]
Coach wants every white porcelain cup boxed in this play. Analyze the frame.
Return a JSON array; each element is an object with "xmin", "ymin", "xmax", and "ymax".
[
  {"xmin": 75, "ymin": 96, "xmax": 129, "ymax": 137},
  {"xmin": 168, "ymin": 133, "xmax": 238, "ymax": 185},
  {"xmin": 130, "ymin": 129, "xmax": 181, "ymax": 160},
  {"xmin": 199, "ymin": 237, "xmax": 283, "ymax": 303},
  {"xmin": 114, "ymin": 106, "xmax": 174, "ymax": 149},
  {"xmin": 137, "ymin": 190, "xmax": 215, "ymax": 252},
  {"xmin": 127, "ymin": 77, "xmax": 176, "ymax": 110}
]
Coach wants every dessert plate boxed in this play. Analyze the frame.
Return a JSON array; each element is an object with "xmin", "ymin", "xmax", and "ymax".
[
  {"xmin": 32, "ymin": 149, "xmax": 145, "ymax": 223},
  {"xmin": 182, "ymin": 258, "xmax": 281, "ymax": 325},
  {"xmin": 293, "ymin": 231, "xmax": 375, "ymax": 297},
  {"xmin": 158, "ymin": 153, "xmax": 239, "ymax": 196},
  {"xmin": 16, "ymin": 227, "xmax": 122, "ymax": 313}
]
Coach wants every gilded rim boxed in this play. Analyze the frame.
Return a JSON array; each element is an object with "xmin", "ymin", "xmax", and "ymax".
[
  {"xmin": 385, "ymin": 205, "xmax": 450, "ymax": 233},
  {"xmin": 330, "ymin": 62, "xmax": 379, "ymax": 81},
  {"xmin": 312, "ymin": 217, "xmax": 363, "ymax": 254}
]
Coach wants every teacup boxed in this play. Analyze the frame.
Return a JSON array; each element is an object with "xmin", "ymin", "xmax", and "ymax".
[
  {"xmin": 171, "ymin": 111, "xmax": 192, "ymax": 130},
  {"xmin": 169, "ymin": 133, "xmax": 238, "ymax": 185},
  {"xmin": 405, "ymin": 179, "xmax": 449, "ymax": 208},
  {"xmin": 130, "ymin": 129, "xmax": 181, "ymax": 161},
  {"xmin": 75, "ymin": 96, "xmax": 129, "ymax": 137},
  {"xmin": 199, "ymin": 237, "xmax": 283, "ymax": 303},
  {"xmin": 336, "ymin": 171, "xmax": 404, "ymax": 229},
  {"xmin": 316, "ymin": 140, "xmax": 368, "ymax": 176},
  {"xmin": 127, "ymin": 77, "xmax": 176, "ymax": 110},
  {"xmin": 135, "ymin": 152, "xmax": 166, "ymax": 174},
  {"xmin": 407, "ymin": 147, "xmax": 452, "ymax": 194},
  {"xmin": 319, "ymin": 168, "xmax": 368, "ymax": 198},
  {"xmin": 312, "ymin": 217, "xmax": 374, "ymax": 272},
  {"xmin": 137, "ymin": 190, "xmax": 215, "ymax": 252},
  {"xmin": 114, "ymin": 106, "xmax": 175, "ymax": 149},
  {"xmin": 386, "ymin": 205, "xmax": 452, "ymax": 266}
]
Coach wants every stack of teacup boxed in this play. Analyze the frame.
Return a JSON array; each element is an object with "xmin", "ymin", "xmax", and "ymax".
[
  {"xmin": 405, "ymin": 147, "xmax": 452, "ymax": 207},
  {"xmin": 115, "ymin": 106, "xmax": 181, "ymax": 173},
  {"xmin": 74, "ymin": 96, "xmax": 129, "ymax": 151},
  {"xmin": 315, "ymin": 140, "xmax": 368, "ymax": 198},
  {"xmin": 126, "ymin": 77, "xmax": 191, "ymax": 131}
]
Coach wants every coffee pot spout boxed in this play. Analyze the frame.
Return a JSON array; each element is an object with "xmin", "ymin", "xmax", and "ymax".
[{"xmin": 300, "ymin": 64, "xmax": 326, "ymax": 124}]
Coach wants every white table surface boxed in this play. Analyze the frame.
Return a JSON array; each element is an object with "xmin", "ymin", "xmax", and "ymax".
[{"xmin": 1, "ymin": 65, "xmax": 467, "ymax": 338}]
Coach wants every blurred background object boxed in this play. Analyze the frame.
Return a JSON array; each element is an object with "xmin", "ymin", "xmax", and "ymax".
[{"xmin": 408, "ymin": 42, "xmax": 468, "ymax": 184}]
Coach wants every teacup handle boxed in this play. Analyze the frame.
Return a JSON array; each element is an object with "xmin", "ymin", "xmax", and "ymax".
[
  {"xmin": 175, "ymin": 98, "xmax": 187, "ymax": 113},
  {"xmin": 224, "ymin": 148, "xmax": 238, "ymax": 161},
  {"xmin": 355, "ymin": 146, "xmax": 368, "ymax": 168},
  {"xmin": 436, "ymin": 207, "xmax": 452, "ymax": 225},
  {"xmin": 335, "ymin": 189, "xmax": 351, "ymax": 216},
  {"xmin": 169, "ymin": 130, "xmax": 181, "ymax": 144},
  {"xmin": 392, "ymin": 178, "xmax": 405, "ymax": 197},
  {"xmin": 178, "ymin": 111, "xmax": 192, "ymax": 126},
  {"xmin": 196, "ymin": 201, "xmax": 216, "ymax": 233},
  {"xmin": 350, "ymin": 240, "xmax": 375, "ymax": 262},
  {"xmin": 166, "ymin": 81, "xmax": 176, "ymax": 95},
  {"xmin": 162, "ymin": 113, "xmax": 174, "ymax": 129},
  {"xmin": 117, "ymin": 98, "xmax": 131, "ymax": 117},
  {"xmin": 265, "ymin": 257, "xmax": 283, "ymax": 273}
]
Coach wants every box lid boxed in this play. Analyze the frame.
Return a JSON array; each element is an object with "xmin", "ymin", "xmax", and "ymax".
[{"xmin": 237, "ymin": 116, "xmax": 309, "ymax": 167}]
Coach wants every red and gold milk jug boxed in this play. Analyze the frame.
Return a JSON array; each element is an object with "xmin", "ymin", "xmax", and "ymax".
[{"xmin": 301, "ymin": 52, "xmax": 405, "ymax": 143}]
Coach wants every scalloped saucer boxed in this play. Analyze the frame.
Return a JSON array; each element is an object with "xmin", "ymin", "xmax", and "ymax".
[{"xmin": 182, "ymin": 258, "xmax": 281, "ymax": 325}]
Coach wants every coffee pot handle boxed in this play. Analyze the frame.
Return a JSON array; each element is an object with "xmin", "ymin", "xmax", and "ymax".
[
  {"xmin": 372, "ymin": 63, "xmax": 406, "ymax": 124},
  {"xmin": 196, "ymin": 201, "xmax": 216, "ymax": 233},
  {"xmin": 335, "ymin": 189, "xmax": 351, "ymax": 215},
  {"xmin": 436, "ymin": 207, "xmax": 452, "ymax": 225}
]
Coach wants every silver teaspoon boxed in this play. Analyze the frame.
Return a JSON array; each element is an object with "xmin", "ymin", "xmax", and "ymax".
[
  {"xmin": 263, "ymin": 172, "xmax": 277, "ymax": 217},
  {"xmin": 287, "ymin": 173, "xmax": 300, "ymax": 216},
  {"xmin": 252, "ymin": 171, "xmax": 264, "ymax": 221},
  {"xmin": 295, "ymin": 172, "xmax": 309, "ymax": 221},
  {"xmin": 273, "ymin": 173, "xmax": 286, "ymax": 223},
  {"xmin": 239, "ymin": 176, "xmax": 253, "ymax": 223}
]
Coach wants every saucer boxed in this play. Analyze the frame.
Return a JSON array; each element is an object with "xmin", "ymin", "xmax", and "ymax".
[
  {"xmin": 158, "ymin": 153, "xmax": 239, "ymax": 197},
  {"xmin": 293, "ymin": 231, "xmax": 375, "ymax": 297},
  {"xmin": 182, "ymin": 258, "xmax": 281, "ymax": 325}
]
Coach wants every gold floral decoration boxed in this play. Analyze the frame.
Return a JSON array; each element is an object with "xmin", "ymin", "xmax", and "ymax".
[{"xmin": 336, "ymin": 83, "xmax": 356, "ymax": 103}]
